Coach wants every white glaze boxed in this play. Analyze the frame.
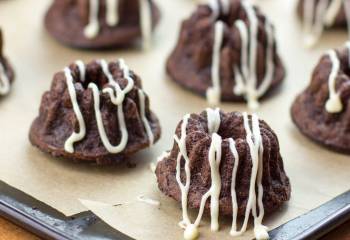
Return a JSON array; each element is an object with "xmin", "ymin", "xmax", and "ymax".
[
  {"xmin": 228, "ymin": 138, "xmax": 240, "ymax": 236},
  {"xmin": 138, "ymin": 89, "xmax": 154, "ymax": 145},
  {"xmin": 206, "ymin": 108, "xmax": 221, "ymax": 134},
  {"xmin": 174, "ymin": 114, "xmax": 192, "ymax": 228},
  {"xmin": 257, "ymin": 21, "xmax": 275, "ymax": 98},
  {"xmin": 220, "ymin": 0, "xmax": 230, "ymax": 14},
  {"xmin": 0, "ymin": 61, "xmax": 10, "ymax": 95},
  {"xmin": 106, "ymin": 0, "xmax": 119, "ymax": 26},
  {"xmin": 242, "ymin": 113, "xmax": 268, "ymax": 239},
  {"xmin": 84, "ymin": 0, "xmax": 100, "ymax": 38},
  {"xmin": 208, "ymin": 0, "xmax": 275, "ymax": 109},
  {"xmin": 184, "ymin": 224, "xmax": 199, "ymax": 240},
  {"xmin": 102, "ymin": 59, "xmax": 134, "ymax": 105},
  {"xmin": 325, "ymin": 50, "xmax": 342, "ymax": 113},
  {"xmin": 234, "ymin": 20, "xmax": 249, "ymax": 97},
  {"xmin": 207, "ymin": 21, "xmax": 224, "ymax": 105},
  {"xmin": 208, "ymin": 0, "xmax": 220, "ymax": 18},
  {"xmin": 174, "ymin": 109, "xmax": 268, "ymax": 240},
  {"xmin": 64, "ymin": 63, "xmax": 87, "ymax": 153},
  {"xmin": 233, "ymin": 1, "xmax": 261, "ymax": 110},
  {"xmin": 324, "ymin": 0, "xmax": 343, "ymax": 26},
  {"xmin": 137, "ymin": 195, "xmax": 160, "ymax": 206},
  {"xmin": 209, "ymin": 0, "xmax": 230, "ymax": 18},
  {"xmin": 140, "ymin": 0, "xmax": 152, "ymax": 49},
  {"xmin": 196, "ymin": 132, "xmax": 222, "ymax": 231},
  {"xmin": 63, "ymin": 59, "xmax": 153, "ymax": 154},
  {"xmin": 83, "ymin": 0, "xmax": 153, "ymax": 49},
  {"xmin": 175, "ymin": 109, "xmax": 223, "ymax": 239},
  {"xmin": 303, "ymin": 0, "xmax": 344, "ymax": 48},
  {"xmin": 234, "ymin": 2, "xmax": 269, "ymax": 109},
  {"xmin": 157, "ymin": 151, "xmax": 171, "ymax": 162},
  {"xmin": 75, "ymin": 60, "xmax": 86, "ymax": 81},
  {"xmin": 89, "ymin": 82, "xmax": 129, "ymax": 154}
]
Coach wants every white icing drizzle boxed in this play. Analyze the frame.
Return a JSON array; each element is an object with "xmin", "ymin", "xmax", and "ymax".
[
  {"xmin": 84, "ymin": 0, "xmax": 100, "ymax": 39},
  {"xmin": 325, "ymin": 50, "xmax": 342, "ymax": 113},
  {"xmin": 102, "ymin": 59, "xmax": 134, "ymax": 105},
  {"xmin": 242, "ymin": 112, "xmax": 268, "ymax": 240},
  {"xmin": 84, "ymin": 0, "xmax": 119, "ymax": 38},
  {"xmin": 139, "ymin": 0, "xmax": 152, "ymax": 50},
  {"xmin": 174, "ymin": 109, "xmax": 268, "ymax": 240},
  {"xmin": 89, "ymin": 82, "xmax": 129, "ymax": 154},
  {"xmin": 234, "ymin": 2, "xmax": 275, "ymax": 109},
  {"xmin": 0, "ymin": 61, "xmax": 10, "ymax": 95},
  {"xmin": 175, "ymin": 109, "xmax": 222, "ymax": 240},
  {"xmin": 208, "ymin": 0, "xmax": 230, "ymax": 18},
  {"xmin": 207, "ymin": 1, "xmax": 276, "ymax": 109},
  {"xmin": 228, "ymin": 138, "xmax": 240, "ymax": 235},
  {"xmin": 63, "ymin": 59, "xmax": 154, "ymax": 153},
  {"xmin": 174, "ymin": 114, "xmax": 192, "ymax": 228},
  {"xmin": 207, "ymin": 21, "xmax": 224, "ymax": 105},
  {"xmin": 64, "ymin": 62, "xmax": 87, "ymax": 153},
  {"xmin": 303, "ymin": 0, "xmax": 344, "ymax": 48},
  {"xmin": 106, "ymin": 0, "xmax": 119, "ymax": 26},
  {"xmin": 75, "ymin": 60, "xmax": 86, "ymax": 82},
  {"xmin": 209, "ymin": 0, "xmax": 220, "ymax": 18},
  {"xmin": 83, "ymin": 0, "xmax": 153, "ymax": 49},
  {"xmin": 324, "ymin": 0, "xmax": 343, "ymax": 26},
  {"xmin": 138, "ymin": 89, "xmax": 154, "ymax": 146},
  {"xmin": 206, "ymin": 108, "xmax": 221, "ymax": 134},
  {"xmin": 157, "ymin": 151, "xmax": 171, "ymax": 162},
  {"xmin": 137, "ymin": 195, "xmax": 160, "ymax": 206}
]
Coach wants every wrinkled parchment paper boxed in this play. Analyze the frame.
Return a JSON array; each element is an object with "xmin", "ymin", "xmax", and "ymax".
[{"xmin": 0, "ymin": 0, "xmax": 349, "ymax": 239}]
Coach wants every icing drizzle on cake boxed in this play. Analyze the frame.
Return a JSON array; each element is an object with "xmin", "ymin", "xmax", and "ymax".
[
  {"xmin": 303, "ymin": 0, "xmax": 348, "ymax": 47},
  {"xmin": 207, "ymin": 0, "xmax": 276, "ymax": 109},
  {"xmin": 325, "ymin": 50, "xmax": 342, "ymax": 113},
  {"xmin": 174, "ymin": 108, "xmax": 268, "ymax": 240},
  {"xmin": 324, "ymin": 42, "xmax": 350, "ymax": 113},
  {"xmin": 84, "ymin": 0, "xmax": 152, "ymax": 49},
  {"xmin": 0, "ymin": 61, "xmax": 10, "ymax": 96},
  {"xmin": 63, "ymin": 59, "xmax": 154, "ymax": 154}
]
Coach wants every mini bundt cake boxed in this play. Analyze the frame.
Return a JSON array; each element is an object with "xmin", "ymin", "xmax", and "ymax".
[
  {"xmin": 45, "ymin": 0, "xmax": 160, "ymax": 49},
  {"xmin": 156, "ymin": 108, "xmax": 291, "ymax": 240},
  {"xmin": 0, "ymin": 29, "xmax": 15, "ymax": 96},
  {"xmin": 166, "ymin": 0, "xmax": 285, "ymax": 109},
  {"xmin": 292, "ymin": 43, "xmax": 350, "ymax": 153},
  {"xmin": 298, "ymin": 0, "xmax": 350, "ymax": 47},
  {"xmin": 29, "ymin": 59, "xmax": 161, "ymax": 164}
]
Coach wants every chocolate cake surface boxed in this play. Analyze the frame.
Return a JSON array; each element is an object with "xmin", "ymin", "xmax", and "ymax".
[
  {"xmin": 156, "ymin": 109, "xmax": 290, "ymax": 239},
  {"xmin": 45, "ymin": 0, "xmax": 161, "ymax": 49},
  {"xmin": 291, "ymin": 43, "xmax": 350, "ymax": 153},
  {"xmin": 0, "ymin": 29, "xmax": 15, "ymax": 96},
  {"xmin": 298, "ymin": 0, "xmax": 349, "ymax": 47},
  {"xmin": 29, "ymin": 59, "xmax": 161, "ymax": 164},
  {"xmin": 166, "ymin": 0, "xmax": 285, "ymax": 109}
]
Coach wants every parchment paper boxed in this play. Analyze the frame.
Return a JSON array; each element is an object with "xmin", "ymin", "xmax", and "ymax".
[{"xmin": 0, "ymin": 0, "xmax": 349, "ymax": 239}]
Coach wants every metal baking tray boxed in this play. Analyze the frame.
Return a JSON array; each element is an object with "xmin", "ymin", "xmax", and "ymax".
[
  {"xmin": 1, "ymin": 179, "xmax": 349, "ymax": 240},
  {"xmin": 0, "ymin": 180, "xmax": 132, "ymax": 240}
]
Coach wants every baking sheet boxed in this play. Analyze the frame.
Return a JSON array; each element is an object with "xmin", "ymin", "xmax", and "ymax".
[{"xmin": 0, "ymin": 0, "xmax": 349, "ymax": 239}]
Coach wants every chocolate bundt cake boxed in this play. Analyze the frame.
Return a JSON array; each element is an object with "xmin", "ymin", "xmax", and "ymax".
[
  {"xmin": 45, "ymin": 0, "xmax": 160, "ymax": 49},
  {"xmin": 292, "ymin": 43, "xmax": 350, "ymax": 153},
  {"xmin": 0, "ymin": 29, "xmax": 15, "ymax": 97},
  {"xmin": 156, "ymin": 109, "xmax": 291, "ymax": 240},
  {"xmin": 298, "ymin": 0, "xmax": 350, "ymax": 47},
  {"xmin": 167, "ymin": 0, "xmax": 285, "ymax": 109},
  {"xmin": 29, "ymin": 59, "xmax": 161, "ymax": 164}
]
